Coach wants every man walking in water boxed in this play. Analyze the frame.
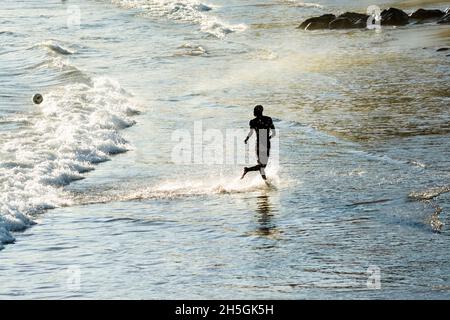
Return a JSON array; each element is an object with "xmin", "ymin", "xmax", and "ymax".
[{"xmin": 241, "ymin": 105, "xmax": 276, "ymax": 181}]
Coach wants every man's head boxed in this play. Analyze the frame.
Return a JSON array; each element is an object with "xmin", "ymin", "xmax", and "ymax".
[{"xmin": 254, "ymin": 105, "xmax": 263, "ymax": 117}]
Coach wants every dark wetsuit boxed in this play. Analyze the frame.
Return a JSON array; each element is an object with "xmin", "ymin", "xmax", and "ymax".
[{"xmin": 247, "ymin": 116, "xmax": 275, "ymax": 175}]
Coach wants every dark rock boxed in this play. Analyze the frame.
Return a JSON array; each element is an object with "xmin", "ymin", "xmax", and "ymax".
[
  {"xmin": 329, "ymin": 18, "xmax": 366, "ymax": 29},
  {"xmin": 436, "ymin": 47, "xmax": 449, "ymax": 52},
  {"xmin": 329, "ymin": 18, "xmax": 355, "ymax": 29},
  {"xmin": 334, "ymin": 12, "xmax": 369, "ymax": 28},
  {"xmin": 339, "ymin": 12, "xmax": 369, "ymax": 22},
  {"xmin": 298, "ymin": 14, "xmax": 336, "ymax": 30},
  {"xmin": 381, "ymin": 7, "xmax": 409, "ymax": 26},
  {"xmin": 410, "ymin": 9, "xmax": 445, "ymax": 21},
  {"xmin": 437, "ymin": 12, "xmax": 450, "ymax": 24},
  {"xmin": 328, "ymin": 18, "xmax": 353, "ymax": 29}
]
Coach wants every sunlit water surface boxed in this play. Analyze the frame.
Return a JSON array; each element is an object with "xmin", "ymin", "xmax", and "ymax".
[{"xmin": 0, "ymin": 0, "xmax": 449, "ymax": 299}]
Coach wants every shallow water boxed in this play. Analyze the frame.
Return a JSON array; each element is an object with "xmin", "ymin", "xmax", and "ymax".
[{"xmin": 1, "ymin": 0, "xmax": 450, "ymax": 299}]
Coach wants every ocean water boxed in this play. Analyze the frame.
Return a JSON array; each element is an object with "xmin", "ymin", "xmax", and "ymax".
[{"xmin": 0, "ymin": 0, "xmax": 450, "ymax": 299}]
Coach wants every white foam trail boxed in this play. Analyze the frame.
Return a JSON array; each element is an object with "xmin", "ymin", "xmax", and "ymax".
[
  {"xmin": 176, "ymin": 43, "xmax": 208, "ymax": 56},
  {"xmin": 281, "ymin": 0, "xmax": 324, "ymax": 8},
  {"xmin": 112, "ymin": 0, "xmax": 247, "ymax": 38},
  {"xmin": 0, "ymin": 77, "xmax": 140, "ymax": 248},
  {"xmin": 409, "ymin": 186, "xmax": 450, "ymax": 201},
  {"xmin": 154, "ymin": 166, "xmax": 280, "ymax": 196},
  {"xmin": 73, "ymin": 165, "xmax": 282, "ymax": 206}
]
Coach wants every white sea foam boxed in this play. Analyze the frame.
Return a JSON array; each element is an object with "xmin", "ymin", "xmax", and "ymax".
[
  {"xmin": 409, "ymin": 186, "xmax": 450, "ymax": 201},
  {"xmin": 73, "ymin": 164, "xmax": 282, "ymax": 205},
  {"xmin": 152, "ymin": 165, "xmax": 280, "ymax": 196},
  {"xmin": 112, "ymin": 0, "xmax": 247, "ymax": 38},
  {"xmin": 176, "ymin": 43, "xmax": 208, "ymax": 56},
  {"xmin": 38, "ymin": 40, "xmax": 75, "ymax": 55},
  {"xmin": 281, "ymin": 0, "xmax": 324, "ymax": 9},
  {"xmin": 0, "ymin": 76, "xmax": 140, "ymax": 248}
]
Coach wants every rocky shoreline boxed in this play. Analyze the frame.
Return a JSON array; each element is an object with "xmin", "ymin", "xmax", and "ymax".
[{"xmin": 298, "ymin": 7, "xmax": 450, "ymax": 30}]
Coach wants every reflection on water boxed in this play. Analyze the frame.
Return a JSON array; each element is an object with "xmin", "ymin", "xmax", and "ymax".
[{"xmin": 254, "ymin": 193, "xmax": 280, "ymax": 239}]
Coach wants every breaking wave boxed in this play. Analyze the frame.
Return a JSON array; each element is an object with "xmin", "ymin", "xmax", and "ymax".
[
  {"xmin": 0, "ymin": 76, "xmax": 140, "ymax": 249},
  {"xmin": 112, "ymin": 0, "xmax": 247, "ymax": 38}
]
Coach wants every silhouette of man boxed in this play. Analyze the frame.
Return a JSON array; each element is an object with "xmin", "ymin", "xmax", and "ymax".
[{"xmin": 241, "ymin": 105, "xmax": 276, "ymax": 181}]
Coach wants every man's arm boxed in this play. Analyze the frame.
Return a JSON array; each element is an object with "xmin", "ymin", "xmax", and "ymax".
[
  {"xmin": 269, "ymin": 120, "xmax": 276, "ymax": 139},
  {"xmin": 244, "ymin": 128, "xmax": 254, "ymax": 144},
  {"xmin": 270, "ymin": 128, "xmax": 276, "ymax": 139}
]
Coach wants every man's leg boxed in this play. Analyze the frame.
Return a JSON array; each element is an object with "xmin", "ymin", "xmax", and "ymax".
[
  {"xmin": 258, "ymin": 147, "xmax": 270, "ymax": 180},
  {"xmin": 241, "ymin": 141, "xmax": 270, "ymax": 180},
  {"xmin": 242, "ymin": 161, "xmax": 267, "ymax": 180},
  {"xmin": 241, "ymin": 164, "xmax": 261, "ymax": 179},
  {"xmin": 259, "ymin": 164, "xmax": 267, "ymax": 180},
  {"xmin": 241, "ymin": 143, "xmax": 261, "ymax": 179}
]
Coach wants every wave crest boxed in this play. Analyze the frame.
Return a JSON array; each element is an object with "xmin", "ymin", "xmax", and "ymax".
[
  {"xmin": 0, "ymin": 76, "xmax": 140, "ymax": 248},
  {"xmin": 38, "ymin": 40, "xmax": 75, "ymax": 55},
  {"xmin": 112, "ymin": 0, "xmax": 247, "ymax": 38}
]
